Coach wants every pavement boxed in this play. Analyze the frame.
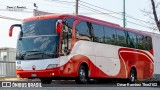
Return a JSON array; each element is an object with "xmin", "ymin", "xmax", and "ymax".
[{"xmin": 0, "ymin": 78, "xmax": 25, "ymax": 81}]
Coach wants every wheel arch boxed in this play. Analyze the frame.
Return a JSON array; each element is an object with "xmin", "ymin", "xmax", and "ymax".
[{"xmin": 77, "ymin": 62, "xmax": 89, "ymax": 77}]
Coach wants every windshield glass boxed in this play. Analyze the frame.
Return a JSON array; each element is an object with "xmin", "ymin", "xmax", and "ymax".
[{"xmin": 16, "ymin": 18, "xmax": 59, "ymax": 60}]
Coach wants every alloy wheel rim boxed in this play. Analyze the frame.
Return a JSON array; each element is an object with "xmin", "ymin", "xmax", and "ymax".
[
  {"xmin": 130, "ymin": 72, "xmax": 135, "ymax": 82},
  {"xmin": 79, "ymin": 69, "xmax": 87, "ymax": 82}
]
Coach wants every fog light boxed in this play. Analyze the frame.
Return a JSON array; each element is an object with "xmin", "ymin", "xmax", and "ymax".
[
  {"xmin": 16, "ymin": 66, "xmax": 22, "ymax": 70},
  {"xmin": 46, "ymin": 64, "xmax": 58, "ymax": 69},
  {"xmin": 52, "ymin": 73, "xmax": 54, "ymax": 76}
]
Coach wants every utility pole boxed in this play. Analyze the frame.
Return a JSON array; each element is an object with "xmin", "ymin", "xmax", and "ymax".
[
  {"xmin": 123, "ymin": 0, "xmax": 126, "ymax": 28},
  {"xmin": 75, "ymin": 0, "xmax": 79, "ymax": 14}
]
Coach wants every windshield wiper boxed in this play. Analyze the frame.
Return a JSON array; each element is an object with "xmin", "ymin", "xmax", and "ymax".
[
  {"xmin": 19, "ymin": 51, "xmax": 42, "ymax": 60},
  {"xmin": 19, "ymin": 51, "xmax": 58, "ymax": 60}
]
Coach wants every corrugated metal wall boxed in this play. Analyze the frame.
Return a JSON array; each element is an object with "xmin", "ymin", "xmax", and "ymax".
[
  {"xmin": 0, "ymin": 48, "xmax": 16, "ymax": 78},
  {"xmin": 0, "ymin": 61, "xmax": 16, "ymax": 77}
]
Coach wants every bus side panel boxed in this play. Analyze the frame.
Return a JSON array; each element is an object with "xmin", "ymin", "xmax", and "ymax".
[
  {"xmin": 153, "ymin": 33, "xmax": 160, "ymax": 78},
  {"xmin": 59, "ymin": 55, "xmax": 97, "ymax": 77},
  {"xmin": 119, "ymin": 48, "xmax": 154, "ymax": 79},
  {"xmin": 135, "ymin": 61, "xmax": 153, "ymax": 79}
]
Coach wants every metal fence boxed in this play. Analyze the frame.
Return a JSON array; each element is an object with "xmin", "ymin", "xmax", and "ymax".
[
  {"xmin": 0, "ymin": 48, "xmax": 16, "ymax": 78},
  {"xmin": 0, "ymin": 61, "xmax": 16, "ymax": 78}
]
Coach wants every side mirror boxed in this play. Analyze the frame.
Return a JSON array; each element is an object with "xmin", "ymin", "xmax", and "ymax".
[
  {"xmin": 9, "ymin": 24, "xmax": 22, "ymax": 37},
  {"xmin": 9, "ymin": 26, "xmax": 14, "ymax": 37},
  {"xmin": 56, "ymin": 20, "xmax": 63, "ymax": 34}
]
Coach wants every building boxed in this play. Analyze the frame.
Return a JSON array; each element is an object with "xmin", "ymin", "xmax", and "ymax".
[
  {"xmin": 0, "ymin": 47, "xmax": 16, "ymax": 78},
  {"xmin": 33, "ymin": 10, "xmax": 53, "ymax": 16}
]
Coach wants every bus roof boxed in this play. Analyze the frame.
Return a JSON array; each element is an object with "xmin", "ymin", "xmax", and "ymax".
[{"xmin": 23, "ymin": 14, "xmax": 156, "ymax": 36}]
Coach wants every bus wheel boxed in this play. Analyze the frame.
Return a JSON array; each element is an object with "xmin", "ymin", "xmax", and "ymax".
[
  {"xmin": 129, "ymin": 69, "xmax": 136, "ymax": 83},
  {"xmin": 40, "ymin": 78, "xmax": 52, "ymax": 84},
  {"xmin": 75, "ymin": 65, "xmax": 89, "ymax": 84}
]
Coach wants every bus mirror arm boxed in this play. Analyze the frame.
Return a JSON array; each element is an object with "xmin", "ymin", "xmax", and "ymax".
[
  {"xmin": 18, "ymin": 31, "xmax": 23, "ymax": 40},
  {"xmin": 9, "ymin": 24, "xmax": 22, "ymax": 37}
]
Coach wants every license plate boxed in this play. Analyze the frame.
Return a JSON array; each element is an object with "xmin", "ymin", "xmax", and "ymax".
[{"xmin": 31, "ymin": 74, "xmax": 37, "ymax": 77}]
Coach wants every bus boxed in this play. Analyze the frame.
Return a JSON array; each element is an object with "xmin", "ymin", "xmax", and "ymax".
[{"xmin": 9, "ymin": 14, "xmax": 160, "ymax": 84}]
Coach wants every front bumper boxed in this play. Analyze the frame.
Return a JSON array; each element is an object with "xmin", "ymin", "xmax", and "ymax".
[{"xmin": 16, "ymin": 68, "xmax": 60, "ymax": 78}]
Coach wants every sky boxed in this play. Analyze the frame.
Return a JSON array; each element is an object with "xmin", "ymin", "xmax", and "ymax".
[{"xmin": 0, "ymin": 0, "xmax": 155, "ymax": 48}]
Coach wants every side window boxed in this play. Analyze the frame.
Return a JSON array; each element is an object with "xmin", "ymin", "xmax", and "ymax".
[
  {"xmin": 76, "ymin": 22, "xmax": 91, "ymax": 41},
  {"xmin": 104, "ymin": 27, "xmax": 116, "ymax": 45},
  {"xmin": 65, "ymin": 18, "xmax": 75, "ymax": 29},
  {"xmin": 117, "ymin": 29, "xmax": 127, "ymax": 47},
  {"xmin": 128, "ymin": 32, "xmax": 137, "ymax": 48},
  {"xmin": 64, "ymin": 18, "xmax": 75, "ymax": 36},
  {"xmin": 145, "ymin": 36, "xmax": 152, "ymax": 50},
  {"xmin": 92, "ymin": 24, "xmax": 104, "ymax": 43},
  {"xmin": 137, "ymin": 34, "xmax": 145, "ymax": 50}
]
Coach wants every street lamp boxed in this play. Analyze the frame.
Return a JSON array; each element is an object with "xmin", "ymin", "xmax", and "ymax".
[
  {"xmin": 33, "ymin": 3, "xmax": 38, "ymax": 16},
  {"xmin": 34, "ymin": 3, "xmax": 38, "ymax": 10}
]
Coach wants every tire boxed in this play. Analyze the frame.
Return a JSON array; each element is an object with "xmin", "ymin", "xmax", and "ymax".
[
  {"xmin": 129, "ymin": 69, "xmax": 136, "ymax": 83},
  {"xmin": 89, "ymin": 79, "xmax": 96, "ymax": 84},
  {"xmin": 75, "ymin": 65, "xmax": 89, "ymax": 84},
  {"xmin": 40, "ymin": 78, "xmax": 52, "ymax": 84}
]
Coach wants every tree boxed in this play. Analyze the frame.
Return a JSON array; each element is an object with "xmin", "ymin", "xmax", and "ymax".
[{"xmin": 151, "ymin": 0, "xmax": 160, "ymax": 31}]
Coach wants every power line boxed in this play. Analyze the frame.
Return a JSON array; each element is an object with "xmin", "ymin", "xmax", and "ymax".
[
  {"xmin": 79, "ymin": 3, "xmax": 124, "ymax": 20},
  {"xmin": 79, "ymin": 6, "xmax": 119, "ymax": 15},
  {"xmin": 79, "ymin": 3, "xmax": 153, "ymax": 29},
  {"xmin": 0, "ymin": 15, "xmax": 22, "ymax": 21},
  {"xmin": 0, "ymin": 2, "xmax": 72, "ymax": 14},
  {"xmin": 79, "ymin": 1, "xmax": 122, "ymax": 15},
  {"xmin": 79, "ymin": 5, "xmax": 122, "ymax": 15},
  {"xmin": 10, "ymin": 0, "xmax": 75, "ymax": 12},
  {"xmin": 0, "ymin": 0, "xmax": 74, "ymax": 13},
  {"xmin": 79, "ymin": 1, "xmax": 153, "ymax": 26},
  {"xmin": 49, "ymin": 0, "xmax": 75, "ymax": 4},
  {"xmin": 126, "ymin": 14, "xmax": 154, "ymax": 25},
  {"xmin": 0, "ymin": 8, "xmax": 33, "ymax": 13},
  {"xmin": 0, "ymin": 2, "xmax": 34, "ymax": 11},
  {"xmin": 14, "ymin": 0, "xmax": 74, "ymax": 7},
  {"xmin": 0, "ymin": 0, "xmax": 154, "ymax": 29}
]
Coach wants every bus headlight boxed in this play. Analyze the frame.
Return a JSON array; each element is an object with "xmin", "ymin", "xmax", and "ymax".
[{"xmin": 46, "ymin": 64, "xmax": 58, "ymax": 69}]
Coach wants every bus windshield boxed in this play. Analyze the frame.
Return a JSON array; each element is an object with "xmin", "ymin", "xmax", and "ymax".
[{"xmin": 16, "ymin": 18, "xmax": 59, "ymax": 60}]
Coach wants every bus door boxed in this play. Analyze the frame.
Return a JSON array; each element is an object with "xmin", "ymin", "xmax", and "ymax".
[{"xmin": 59, "ymin": 18, "xmax": 74, "ymax": 76}]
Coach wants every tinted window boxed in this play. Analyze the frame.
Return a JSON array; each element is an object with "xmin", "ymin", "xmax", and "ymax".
[
  {"xmin": 61, "ymin": 18, "xmax": 75, "ymax": 55},
  {"xmin": 92, "ymin": 24, "xmax": 104, "ymax": 43},
  {"xmin": 117, "ymin": 29, "xmax": 127, "ymax": 46},
  {"xmin": 128, "ymin": 32, "xmax": 137, "ymax": 48},
  {"xmin": 104, "ymin": 27, "xmax": 116, "ymax": 45},
  {"xmin": 137, "ymin": 34, "xmax": 145, "ymax": 50},
  {"xmin": 144, "ymin": 36, "xmax": 152, "ymax": 50},
  {"xmin": 65, "ymin": 18, "xmax": 75, "ymax": 28},
  {"xmin": 22, "ymin": 18, "xmax": 58, "ymax": 36},
  {"xmin": 64, "ymin": 18, "xmax": 74, "ymax": 40},
  {"xmin": 76, "ymin": 22, "xmax": 91, "ymax": 41},
  {"xmin": 16, "ymin": 36, "xmax": 59, "ymax": 60}
]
